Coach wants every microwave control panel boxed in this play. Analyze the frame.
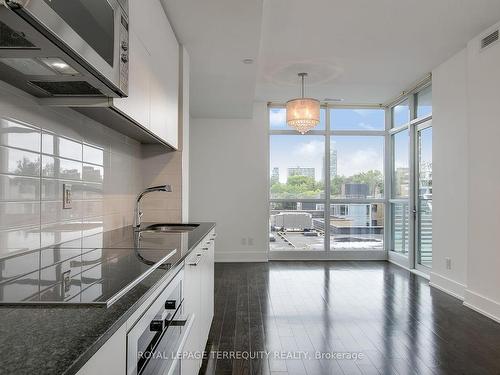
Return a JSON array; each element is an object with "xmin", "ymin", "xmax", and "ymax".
[{"xmin": 119, "ymin": 15, "xmax": 129, "ymax": 95}]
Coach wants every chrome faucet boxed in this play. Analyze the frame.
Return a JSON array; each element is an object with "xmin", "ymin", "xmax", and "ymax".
[{"xmin": 134, "ymin": 185, "xmax": 172, "ymax": 229}]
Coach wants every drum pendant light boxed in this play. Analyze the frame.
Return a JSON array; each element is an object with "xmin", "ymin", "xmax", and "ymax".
[{"xmin": 286, "ymin": 73, "xmax": 320, "ymax": 134}]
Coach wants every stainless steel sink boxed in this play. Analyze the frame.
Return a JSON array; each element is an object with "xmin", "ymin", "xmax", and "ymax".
[{"xmin": 140, "ymin": 223, "xmax": 199, "ymax": 233}]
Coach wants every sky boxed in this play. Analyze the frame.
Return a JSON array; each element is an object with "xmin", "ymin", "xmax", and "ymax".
[
  {"xmin": 270, "ymin": 135, "xmax": 384, "ymax": 182},
  {"xmin": 270, "ymin": 108, "xmax": 385, "ymax": 182},
  {"xmin": 269, "ymin": 107, "xmax": 432, "ymax": 183}
]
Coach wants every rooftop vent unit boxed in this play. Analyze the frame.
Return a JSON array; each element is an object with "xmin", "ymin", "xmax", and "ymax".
[{"xmin": 481, "ymin": 29, "xmax": 499, "ymax": 49}]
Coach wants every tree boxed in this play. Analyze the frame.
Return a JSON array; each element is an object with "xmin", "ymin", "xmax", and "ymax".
[
  {"xmin": 270, "ymin": 170, "xmax": 383, "ymax": 199},
  {"xmin": 331, "ymin": 175, "xmax": 347, "ymax": 196},
  {"xmin": 349, "ymin": 170, "xmax": 384, "ymax": 195},
  {"xmin": 330, "ymin": 170, "xmax": 383, "ymax": 196},
  {"xmin": 270, "ymin": 175, "xmax": 323, "ymax": 199}
]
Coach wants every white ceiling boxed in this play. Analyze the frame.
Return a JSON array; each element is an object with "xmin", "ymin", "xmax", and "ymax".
[
  {"xmin": 161, "ymin": 0, "xmax": 263, "ymax": 118},
  {"xmin": 164, "ymin": 0, "xmax": 500, "ymax": 118}
]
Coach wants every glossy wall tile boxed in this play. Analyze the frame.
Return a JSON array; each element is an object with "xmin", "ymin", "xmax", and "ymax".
[
  {"xmin": 0, "ymin": 146, "xmax": 40, "ymax": 176},
  {"xmin": 0, "ymin": 82, "xmax": 143, "ymax": 258},
  {"xmin": 0, "ymin": 175, "xmax": 40, "ymax": 201}
]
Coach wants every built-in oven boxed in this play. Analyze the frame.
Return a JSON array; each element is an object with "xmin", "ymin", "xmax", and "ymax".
[
  {"xmin": 0, "ymin": 0, "xmax": 129, "ymax": 97},
  {"xmin": 127, "ymin": 269, "xmax": 194, "ymax": 375}
]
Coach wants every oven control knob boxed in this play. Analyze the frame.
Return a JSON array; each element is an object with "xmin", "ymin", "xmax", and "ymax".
[
  {"xmin": 165, "ymin": 300, "xmax": 176, "ymax": 309},
  {"xmin": 121, "ymin": 53, "xmax": 128, "ymax": 63},
  {"xmin": 121, "ymin": 41, "xmax": 128, "ymax": 51},
  {"xmin": 150, "ymin": 320, "xmax": 163, "ymax": 332}
]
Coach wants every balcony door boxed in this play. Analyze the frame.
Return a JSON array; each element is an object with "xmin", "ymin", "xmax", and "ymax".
[
  {"xmin": 388, "ymin": 83, "xmax": 432, "ymax": 273},
  {"xmin": 416, "ymin": 123, "xmax": 432, "ymax": 270}
]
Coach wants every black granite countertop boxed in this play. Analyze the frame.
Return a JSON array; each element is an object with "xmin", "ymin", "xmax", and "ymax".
[{"xmin": 0, "ymin": 222, "xmax": 215, "ymax": 375}]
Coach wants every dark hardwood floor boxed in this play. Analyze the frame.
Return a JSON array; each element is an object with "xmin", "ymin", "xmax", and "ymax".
[{"xmin": 199, "ymin": 261, "xmax": 500, "ymax": 375}]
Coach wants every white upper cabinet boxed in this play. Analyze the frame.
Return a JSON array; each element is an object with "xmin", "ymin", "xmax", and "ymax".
[
  {"xmin": 115, "ymin": 0, "xmax": 179, "ymax": 149},
  {"xmin": 113, "ymin": 30, "xmax": 150, "ymax": 129}
]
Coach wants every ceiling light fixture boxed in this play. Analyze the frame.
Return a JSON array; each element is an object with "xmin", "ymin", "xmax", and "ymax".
[{"xmin": 286, "ymin": 73, "xmax": 320, "ymax": 134}]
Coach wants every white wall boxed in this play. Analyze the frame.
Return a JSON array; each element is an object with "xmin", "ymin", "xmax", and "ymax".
[
  {"xmin": 190, "ymin": 102, "xmax": 268, "ymax": 261},
  {"xmin": 464, "ymin": 22, "xmax": 500, "ymax": 321},
  {"xmin": 180, "ymin": 47, "xmax": 190, "ymax": 222},
  {"xmin": 431, "ymin": 20, "xmax": 500, "ymax": 322},
  {"xmin": 431, "ymin": 48, "xmax": 469, "ymax": 298}
]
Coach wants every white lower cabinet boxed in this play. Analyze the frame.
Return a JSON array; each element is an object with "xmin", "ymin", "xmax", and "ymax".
[
  {"xmin": 182, "ymin": 230, "xmax": 215, "ymax": 375},
  {"xmin": 199, "ymin": 236, "xmax": 215, "ymax": 342},
  {"xmin": 182, "ymin": 250, "xmax": 203, "ymax": 374},
  {"xmin": 76, "ymin": 324, "xmax": 126, "ymax": 375},
  {"xmin": 77, "ymin": 230, "xmax": 215, "ymax": 375}
]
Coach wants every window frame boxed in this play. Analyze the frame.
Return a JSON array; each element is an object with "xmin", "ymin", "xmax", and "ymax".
[
  {"xmin": 387, "ymin": 80, "xmax": 432, "ymax": 271},
  {"xmin": 268, "ymin": 103, "xmax": 387, "ymax": 258}
]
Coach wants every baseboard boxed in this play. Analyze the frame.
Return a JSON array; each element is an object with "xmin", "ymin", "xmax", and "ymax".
[
  {"xmin": 268, "ymin": 250, "xmax": 387, "ymax": 261},
  {"xmin": 388, "ymin": 260, "xmax": 431, "ymax": 280},
  {"xmin": 412, "ymin": 268, "xmax": 430, "ymax": 280},
  {"xmin": 215, "ymin": 251, "xmax": 268, "ymax": 262},
  {"xmin": 388, "ymin": 258, "xmax": 410, "ymax": 271},
  {"xmin": 463, "ymin": 289, "xmax": 500, "ymax": 324},
  {"xmin": 429, "ymin": 272, "xmax": 466, "ymax": 300}
]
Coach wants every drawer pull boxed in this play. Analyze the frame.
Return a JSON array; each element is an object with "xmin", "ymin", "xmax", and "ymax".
[
  {"xmin": 188, "ymin": 254, "xmax": 202, "ymax": 266},
  {"xmin": 149, "ymin": 319, "xmax": 163, "ymax": 332},
  {"xmin": 165, "ymin": 300, "xmax": 176, "ymax": 309}
]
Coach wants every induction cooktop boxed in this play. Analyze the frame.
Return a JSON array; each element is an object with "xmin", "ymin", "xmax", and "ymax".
[{"xmin": 0, "ymin": 228, "xmax": 187, "ymax": 307}]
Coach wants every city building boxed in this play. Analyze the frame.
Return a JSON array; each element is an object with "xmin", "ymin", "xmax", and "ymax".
[
  {"xmin": 322, "ymin": 149, "xmax": 338, "ymax": 181},
  {"xmin": 271, "ymin": 167, "xmax": 279, "ymax": 184},
  {"xmin": 287, "ymin": 166, "xmax": 315, "ymax": 179},
  {"xmin": 330, "ymin": 149, "xmax": 338, "ymax": 178}
]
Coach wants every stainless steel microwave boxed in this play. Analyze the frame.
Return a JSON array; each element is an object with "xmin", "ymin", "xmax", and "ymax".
[{"xmin": 0, "ymin": 0, "xmax": 129, "ymax": 97}]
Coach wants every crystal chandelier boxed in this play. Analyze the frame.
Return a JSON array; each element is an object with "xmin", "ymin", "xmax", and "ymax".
[{"xmin": 286, "ymin": 73, "xmax": 320, "ymax": 134}]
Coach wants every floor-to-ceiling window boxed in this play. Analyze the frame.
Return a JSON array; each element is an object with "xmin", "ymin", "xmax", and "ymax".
[
  {"xmin": 388, "ymin": 82, "xmax": 432, "ymax": 272},
  {"xmin": 268, "ymin": 81, "xmax": 431, "ymax": 265},
  {"xmin": 268, "ymin": 106, "xmax": 386, "ymax": 255}
]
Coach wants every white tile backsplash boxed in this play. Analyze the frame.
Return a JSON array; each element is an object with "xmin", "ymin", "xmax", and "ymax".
[
  {"xmin": 41, "ymin": 155, "xmax": 83, "ymax": 180},
  {"xmin": 0, "ymin": 80, "xmax": 182, "ymax": 260},
  {"xmin": 42, "ymin": 132, "xmax": 83, "ymax": 160},
  {"xmin": 141, "ymin": 145, "xmax": 183, "ymax": 223},
  {"xmin": 0, "ymin": 175, "xmax": 40, "ymax": 201},
  {"xmin": 0, "ymin": 202, "xmax": 40, "ymax": 230},
  {"xmin": 0, "ymin": 146, "xmax": 40, "ymax": 177},
  {"xmin": 40, "ymin": 220, "xmax": 85, "ymax": 248},
  {"xmin": 0, "ymin": 82, "xmax": 147, "ymax": 258},
  {"xmin": 82, "ymin": 164, "xmax": 103, "ymax": 183},
  {"xmin": 41, "ymin": 179, "xmax": 84, "ymax": 201},
  {"xmin": 40, "ymin": 201, "xmax": 83, "ymax": 225},
  {"xmin": 0, "ymin": 118, "xmax": 41, "ymax": 152},
  {"xmin": 83, "ymin": 144, "xmax": 104, "ymax": 165},
  {"xmin": 0, "ymin": 226, "xmax": 40, "ymax": 254}
]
